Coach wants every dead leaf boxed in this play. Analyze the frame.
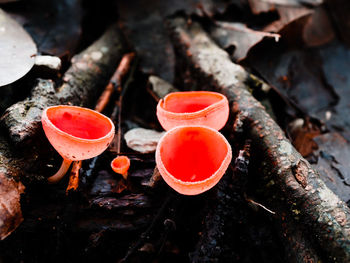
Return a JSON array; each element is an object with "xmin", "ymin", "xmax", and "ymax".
[
  {"xmin": 0, "ymin": 172, "xmax": 25, "ymax": 240},
  {"xmin": 0, "ymin": 8, "xmax": 37, "ymax": 86},
  {"xmin": 210, "ymin": 21, "xmax": 280, "ymax": 61},
  {"xmin": 312, "ymin": 132, "xmax": 350, "ymax": 203},
  {"xmin": 117, "ymin": 0, "xmax": 236, "ymax": 82},
  {"xmin": 4, "ymin": 0, "xmax": 82, "ymax": 59},
  {"xmin": 302, "ymin": 6, "xmax": 334, "ymax": 47},
  {"xmin": 318, "ymin": 41, "xmax": 350, "ymax": 140},
  {"xmin": 248, "ymin": 0, "xmax": 325, "ymax": 39},
  {"xmin": 246, "ymin": 44, "xmax": 338, "ymax": 118},
  {"xmin": 288, "ymin": 118, "xmax": 320, "ymax": 157},
  {"xmin": 248, "ymin": 0, "xmax": 275, "ymax": 14},
  {"xmin": 263, "ymin": 5, "xmax": 312, "ymax": 32},
  {"xmin": 0, "ymin": 0, "xmax": 20, "ymax": 3},
  {"xmin": 326, "ymin": 0, "xmax": 350, "ymax": 47},
  {"xmin": 260, "ymin": 0, "xmax": 322, "ymax": 6}
]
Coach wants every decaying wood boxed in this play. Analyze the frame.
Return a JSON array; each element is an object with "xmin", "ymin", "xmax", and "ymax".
[
  {"xmin": 147, "ymin": 75, "xmax": 179, "ymax": 100},
  {"xmin": 2, "ymin": 23, "xmax": 127, "ymax": 145},
  {"xmin": 56, "ymin": 24, "xmax": 126, "ymax": 107},
  {"xmin": 168, "ymin": 16, "xmax": 350, "ymax": 261},
  {"xmin": 1, "ymin": 79, "xmax": 58, "ymax": 144},
  {"xmin": 276, "ymin": 210, "xmax": 321, "ymax": 262}
]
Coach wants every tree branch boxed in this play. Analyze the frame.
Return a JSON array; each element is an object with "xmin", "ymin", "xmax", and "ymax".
[{"xmin": 168, "ymin": 16, "xmax": 350, "ymax": 262}]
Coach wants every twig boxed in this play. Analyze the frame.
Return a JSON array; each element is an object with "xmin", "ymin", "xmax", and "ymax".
[
  {"xmin": 246, "ymin": 198, "xmax": 276, "ymax": 215},
  {"xmin": 146, "ymin": 87, "xmax": 161, "ymax": 102},
  {"xmin": 109, "ymin": 53, "xmax": 138, "ymax": 154},
  {"xmin": 95, "ymin": 52, "xmax": 135, "ymax": 113},
  {"xmin": 144, "ymin": 167, "xmax": 162, "ymax": 188},
  {"xmin": 66, "ymin": 161, "xmax": 82, "ymax": 193},
  {"xmin": 65, "ymin": 53, "xmax": 135, "ymax": 193},
  {"xmin": 144, "ymin": 76, "xmax": 179, "ymax": 187}
]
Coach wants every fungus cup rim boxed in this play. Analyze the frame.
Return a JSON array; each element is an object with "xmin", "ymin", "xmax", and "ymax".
[
  {"xmin": 111, "ymin": 155, "xmax": 131, "ymax": 174},
  {"xmin": 157, "ymin": 91, "xmax": 229, "ymax": 121},
  {"xmin": 155, "ymin": 125, "xmax": 232, "ymax": 190},
  {"xmin": 42, "ymin": 105, "xmax": 115, "ymax": 145}
]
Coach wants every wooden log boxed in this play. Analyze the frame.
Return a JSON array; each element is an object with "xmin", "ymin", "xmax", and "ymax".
[
  {"xmin": 168, "ymin": 16, "xmax": 350, "ymax": 262},
  {"xmin": 0, "ymin": 24, "xmax": 127, "ymax": 240},
  {"xmin": 1, "ymin": 79, "xmax": 58, "ymax": 144},
  {"xmin": 1, "ymin": 23, "xmax": 127, "ymax": 145}
]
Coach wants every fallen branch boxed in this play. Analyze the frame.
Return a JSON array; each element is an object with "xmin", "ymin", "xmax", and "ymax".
[
  {"xmin": 108, "ymin": 53, "xmax": 137, "ymax": 154},
  {"xmin": 168, "ymin": 16, "xmax": 350, "ymax": 262}
]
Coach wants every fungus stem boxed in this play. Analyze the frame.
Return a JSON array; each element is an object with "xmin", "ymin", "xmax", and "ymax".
[
  {"xmin": 121, "ymin": 172, "xmax": 128, "ymax": 180},
  {"xmin": 48, "ymin": 158, "xmax": 73, "ymax": 184}
]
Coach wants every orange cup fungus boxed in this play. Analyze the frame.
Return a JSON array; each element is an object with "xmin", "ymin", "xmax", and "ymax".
[
  {"xmin": 156, "ymin": 125, "xmax": 232, "ymax": 195},
  {"xmin": 156, "ymin": 91, "xmax": 229, "ymax": 131},
  {"xmin": 111, "ymin": 155, "xmax": 130, "ymax": 180},
  {"xmin": 42, "ymin": 105, "xmax": 115, "ymax": 183}
]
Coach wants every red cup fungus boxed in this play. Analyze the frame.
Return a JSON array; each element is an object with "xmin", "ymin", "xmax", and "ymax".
[
  {"xmin": 155, "ymin": 125, "xmax": 232, "ymax": 195},
  {"xmin": 111, "ymin": 155, "xmax": 130, "ymax": 180},
  {"xmin": 156, "ymin": 91, "xmax": 229, "ymax": 131},
  {"xmin": 42, "ymin": 105, "xmax": 115, "ymax": 183}
]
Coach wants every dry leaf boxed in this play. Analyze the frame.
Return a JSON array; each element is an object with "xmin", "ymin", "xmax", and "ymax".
[
  {"xmin": 326, "ymin": 0, "xmax": 350, "ymax": 47},
  {"xmin": 3, "ymin": 0, "xmax": 82, "ymax": 59},
  {"xmin": 210, "ymin": 21, "xmax": 280, "ymax": 61},
  {"xmin": 0, "ymin": 8, "xmax": 37, "ymax": 86},
  {"xmin": 312, "ymin": 133, "xmax": 350, "ymax": 203},
  {"xmin": 260, "ymin": 0, "xmax": 322, "ymax": 6},
  {"xmin": 117, "ymin": 0, "xmax": 236, "ymax": 82},
  {"xmin": 0, "ymin": 172, "xmax": 25, "ymax": 240},
  {"xmin": 0, "ymin": 0, "xmax": 20, "ymax": 3},
  {"xmin": 288, "ymin": 118, "xmax": 320, "ymax": 157}
]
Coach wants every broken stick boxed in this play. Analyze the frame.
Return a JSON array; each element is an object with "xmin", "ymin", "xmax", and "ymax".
[{"xmin": 67, "ymin": 52, "xmax": 135, "ymax": 192}]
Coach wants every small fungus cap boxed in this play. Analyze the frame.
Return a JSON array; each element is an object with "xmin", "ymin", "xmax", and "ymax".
[
  {"xmin": 111, "ymin": 156, "xmax": 130, "ymax": 175},
  {"xmin": 42, "ymin": 105, "xmax": 115, "ymax": 161},
  {"xmin": 156, "ymin": 91, "xmax": 229, "ymax": 131},
  {"xmin": 156, "ymin": 125, "xmax": 232, "ymax": 195}
]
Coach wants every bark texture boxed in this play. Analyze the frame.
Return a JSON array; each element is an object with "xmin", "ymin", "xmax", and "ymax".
[{"xmin": 168, "ymin": 16, "xmax": 350, "ymax": 262}]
